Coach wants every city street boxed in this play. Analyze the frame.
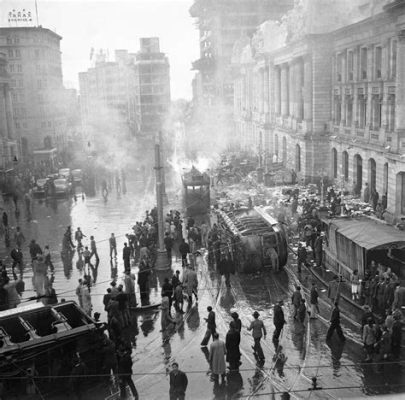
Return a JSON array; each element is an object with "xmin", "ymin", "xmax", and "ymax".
[{"xmin": 1, "ymin": 176, "xmax": 403, "ymax": 399}]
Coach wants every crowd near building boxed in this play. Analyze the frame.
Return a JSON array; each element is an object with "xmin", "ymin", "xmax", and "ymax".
[
  {"xmin": 79, "ymin": 37, "xmax": 171, "ymax": 139},
  {"xmin": 227, "ymin": 0, "xmax": 405, "ymax": 223}
]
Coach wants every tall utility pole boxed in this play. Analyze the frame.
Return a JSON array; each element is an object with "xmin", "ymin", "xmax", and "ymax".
[
  {"xmin": 154, "ymin": 141, "xmax": 169, "ymax": 270},
  {"xmin": 159, "ymin": 131, "xmax": 168, "ymax": 205}
]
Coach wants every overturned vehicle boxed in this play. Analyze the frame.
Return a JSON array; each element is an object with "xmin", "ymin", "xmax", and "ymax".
[{"xmin": 216, "ymin": 206, "xmax": 288, "ymax": 273}]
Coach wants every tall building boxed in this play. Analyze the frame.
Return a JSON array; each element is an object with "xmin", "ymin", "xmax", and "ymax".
[
  {"xmin": 0, "ymin": 27, "xmax": 67, "ymax": 155},
  {"xmin": 132, "ymin": 38, "xmax": 171, "ymax": 137},
  {"xmin": 232, "ymin": 0, "xmax": 405, "ymax": 221},
  {"xmin": 189, "ymin": 0, "xmax": 294, "ymax": 106},
  {"xmin": 79, "ymin": 49, "xmax": 134, "ymax": 137},
  {"xmin": 0, "ymin": 52, "xmax": 18, "ymax": 167}
]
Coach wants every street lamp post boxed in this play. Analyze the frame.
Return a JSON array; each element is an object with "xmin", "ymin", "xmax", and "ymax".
[{"xmin": 154, "ymin": 141, "xmax": 169, "ymax": 270}]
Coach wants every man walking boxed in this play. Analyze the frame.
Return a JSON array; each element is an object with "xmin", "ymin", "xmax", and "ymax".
[
  {"xmin": 273, "ymin": 300, "xmax": 286, "ymax": 345},
  {"xmin": 169, "ymin": 362, "xmax": 188, "ymax": 400},
  {"xmin": 291, "ymin": 286, "xmax": 302, "ymax": 319},
  {"xmin": 75, "ymin": 227, "xmax": 85, "ymax": 250},
  {"xmin": 164, "ymin": 232, "xmax": 174, "ymax": 267},
  {"xmin": 14, "ymin": 227, "xmax": 25, "ymax": 248},
  {"xmin": 326, "ymin": 302, "xmax": 345, "ymax": 342},
  {"xmin": 310, "ymin": 282, "xmax": 319, "ymax": 319},
  {"xmin": 248, "ymin": 311, "xmax": 266, "ymax": 364},
  {"xmin": 109, "ymin": 233, "xmax": 117, "ymax": 259},
  {"xmin": 179, "ymin": 239, "xmax": 190, "ymax": 267},
  {"xmin": 90, "ymin": 236, "xmax": 100, "ymax": 266},
  {"xmin": 122, "ymin": 243, "xmax": 131, "ymax": 273},
  {"xmin": 10, "ymin": 245, "xmax": 24, "ymax": 272},
  {"xmin": 201, "ymin": 306, "xmax": 216, "ymax": 346},
  {"xmin": 117, "ymin": 345, "xmax": 139, "ymax": 400}
]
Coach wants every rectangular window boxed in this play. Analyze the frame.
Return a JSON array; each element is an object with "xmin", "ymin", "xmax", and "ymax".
[
  {"xmin": 17, "ymin": 64, "xmax": 22, "ymax": 73},
  {"xmin": 15, "ymin": 49, "xmax": 21, "ymax": 58},
  {"xmin": 14, "ymin": 36, "xmax": 20, "ymax": 44},
  {"xmin": 336, "ymin": 54, "xmax": 342, "ymax": 82},
  {"xmin": 37, "ymin": 80, "xmax": 42, "ymax": 89},
  {"xmin": 6, "ymin": 36, "xmax": 12, "ymax": 44},
  {"xmin": 358, "ymin": 95, "xmax": 367, "ymax": 128},
  {"xmin": 361, "ymin": 48, "xmax": 368, "ymax": 79},
  {"xmin": 9, "ymin": 64, "xmax": 14, "ymax": 73},
  {"xmin": 34, "ymin": 49, "xmax": 40, "ymax": 58},
  {"xmin": 18, "ymin": 79, "xmax": 23, "ymax": 88},
  {"xmin": 10, "ymin": 79, "xmax": 16, "ymax": 88},
  {"xmin": 346, "ymin": 99, "xmax": 353, "ymax": 126},
  {"xmin": 375, "ymin": 47, "xmax": 382, "ymax": 79},
  {"xmin": 8, "ymin": 49, "xmax": 13, "ymax": 58}
]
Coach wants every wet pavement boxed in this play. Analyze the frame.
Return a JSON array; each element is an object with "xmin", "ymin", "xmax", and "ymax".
[{"xmin": 2, "ymin": 178, "xmax": 405, "ymax": 399}]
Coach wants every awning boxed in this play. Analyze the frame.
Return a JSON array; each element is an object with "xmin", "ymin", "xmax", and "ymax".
[{"xmin": 328, "ymin": 217, "xmax": 405, "ymax": 250}]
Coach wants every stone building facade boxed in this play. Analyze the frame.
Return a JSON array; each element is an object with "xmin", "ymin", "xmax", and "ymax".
[
  {"xmin": 233, "ymin": 0, "xmax": 405, "ymax": 222},
  {"xmin": 0, "ymin": 52, "xmax": 18, "ymax": 167},
  {"xmin": 0, "ymin": 27, "xmax": 67, "ymax": 154}
]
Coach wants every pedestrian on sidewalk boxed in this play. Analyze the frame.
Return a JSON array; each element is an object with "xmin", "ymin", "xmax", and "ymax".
[
  {"xmin": 162, "ymin": 277, "xmax": 174, "ymax": 311},
  {"xmin": 297, "ymin": 243, "xmax": 307, "ymax": 273},
  {"xmin": 363, "ymin": 317, "xmax": 376, "ymax": 362},
  {"xmin": 201, "ymin": 306, "xmax": 216, "ymax": 346},
  {"xmin": 14, "ymin": 227, "xmax": 25, "ymax": 248},
  {"xmin": 83, "ymin": 246, "xmax": 93, "ymax": 270},
  {"xmin": 209, "ymin": 332, "xmax": 227, "ymax": 384},
  {"xmin": 173, "ymin": 282, "xmax": 184, "ymax": 313},
  {"xmin": 44, "ymin": 245, "xmax": 54, "ymax": 273},
  {"xmin": 164, "ymin": 232, "xmax": 174, "ymax": 267},
  {"xmin": 351, "ymin": 270, "xmax": 360, "ymax": 301},
  {"xmin": 248, "ymin": 311, "xmax": 266, "ymax": 364},
  {"xmin": 183, "ymin": 265, "xmax": 198, "ymax": 306},
  {"xmin": 117, "ymin": 345, "xmax": 139, "ymax": 400},
  {"xmin": 169, "ymin": 362, "xmax": 188, "ymax": 400},
  {"xmin": 326, "ymin": 302, "xmax": 345, "ymax": 342},
  {"xmin": 314, "ymin": 234, "xmax": 323, "ymax": 267},
  {"xmin": 75, "ymin": 228, "xmax": 86, "ymax": 250},
  {"xmin": 226, "ymin": 321, "xmax": 241, "ymax": 371},
  {"xmin": 90, "ymin": 236, "xmax": 100, "ymax": 266},
  {"xmin": 122, "ymin": 243, "xmax": 131, "ymax": 272},
  {"xmin": 291, "ymin": 286, "xmax": 302, "ymax": 319},
  {"xmin": 297, "ymin": 298, "xmax": 307, "ymax": 325},
  {"xmin": 109, "ymin": 233, "xmax": 117, "ymax": 259},
  {"xmin": 179, "ymin": 239, "xmax": 190, "ymax": 267},
  {"xmin": 10, "ymin": 245, "xmax": 24, "ymax": 272},
  {"xmin": 310, "ymin": 282, "xmax": 319, "ymax": 319},
  {"xmin": 273, "ymin": 300, "xmax": 286, "ymax": 345}
]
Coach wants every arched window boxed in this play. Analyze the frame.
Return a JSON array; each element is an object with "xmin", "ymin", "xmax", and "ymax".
[
  {"xmin": 383, "ymin": 163, "xmax": 388, "ymax": 195},
  {"xmin": 274, "ymin": 134, "xmax": 279, "ymax": 160},
  {"xmin": 353, "ymin": 154, "xmax": 363, "ymax": 195},
  {"xmin": 296, "ymin": 144, "xmax": 301, "ymax": 172},
  {"xmin": 332, "ymin": 148, "xmax": 337, "ymax": 179},
  {"xmin": 342, "ymin": 151, "xmax": 349, "ymax": 181}
]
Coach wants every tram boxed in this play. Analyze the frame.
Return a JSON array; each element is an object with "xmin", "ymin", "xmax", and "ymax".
[
  {"xmin": 0, "ymin": 302, "xmax": 106, "ymax": 396},
  {"xmin": 216, "ymin": 206, "xmax": 288, "ymax": 273},
  {"xmin": 182, "ymin": 166, "xmax": 210, "ymax": 217}
]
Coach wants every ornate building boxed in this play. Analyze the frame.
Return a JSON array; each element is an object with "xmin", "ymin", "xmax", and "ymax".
[{"xmin": 233, "ymin": 0, "xmax": 405, "ymax": 221}]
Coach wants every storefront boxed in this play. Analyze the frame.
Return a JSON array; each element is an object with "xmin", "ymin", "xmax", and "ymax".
[{"xmin": 322, "ymin": 216, "xmax": 405, "ymax": 280}]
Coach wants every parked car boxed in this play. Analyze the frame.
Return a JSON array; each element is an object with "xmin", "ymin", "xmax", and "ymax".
[
  {"xmin": 32, "ymin": 178, "xmax": 50, "ymax": 197},
  {"xmin": 53, "ymin": 178, "xmax": 72, "ymax": 196},
  {"xmin": 71, "ymin": 169, "xmax": 83, "ymax": 185},
  {"xmin": 58, "ymin": 168, "xmax": 71, "ymax": 180}
]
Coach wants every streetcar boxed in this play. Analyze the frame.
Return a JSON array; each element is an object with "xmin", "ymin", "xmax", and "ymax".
[
  {"xmin": 182, "ymin": 166, "xmax": 210, "ymax": 217},
  {"xmin": 216, "ymin": 206, "xmax": 288, "ymax": 273}
]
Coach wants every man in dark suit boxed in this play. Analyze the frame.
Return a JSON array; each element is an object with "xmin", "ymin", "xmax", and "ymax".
[{"xmin": 169, "ymin": 362, "xmax": 188, "ymax": 400}]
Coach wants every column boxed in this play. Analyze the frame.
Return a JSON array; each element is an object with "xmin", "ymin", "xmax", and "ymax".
[
  {"xmin": 289, "ymin": 62, "xmax": 295, "ymax": 117},
  {"xmin": 303, "ymin": 56, "xmax": 312, "ymax": 121},
  {"xmin": 281, "ymin": 64, "xmax": 289, "ymax": 117},
  {"xmin": 395, "ymin": 30, "xmax": 405, "ymax": 132},
  {"xmin": 263, "ymin": 65, "xmax": 269, "ymax": 114},
  {"xmin": 274, "ymin": 66, "xmax": 281, "ymax": 115},
  {"xmin": 296, "ymin": 60, "xmax": 304, "ymax": 121}
]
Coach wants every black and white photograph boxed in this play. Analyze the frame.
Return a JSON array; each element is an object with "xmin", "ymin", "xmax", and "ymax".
[{"xmin": 0, "ymin": 0, "xmax": 404, "ymax": 399}]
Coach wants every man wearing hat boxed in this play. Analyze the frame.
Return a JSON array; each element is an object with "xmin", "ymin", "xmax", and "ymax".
[{"xmin": 247, "ymin": 311, "xmax": 266, "ymax": 363}]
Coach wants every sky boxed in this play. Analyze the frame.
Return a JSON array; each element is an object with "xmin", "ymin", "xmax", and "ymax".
[{"xmin": 0, "ymin": 0, "xmax": 200, "ymax": 99}]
